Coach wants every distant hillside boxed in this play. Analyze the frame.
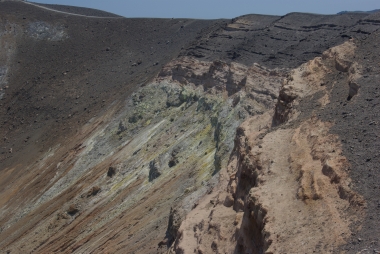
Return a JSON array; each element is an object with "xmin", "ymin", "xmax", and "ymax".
[
  {"xmin": 32, "ymin": 2, "xmax": 123, "ymax": 17},
  {"xmin": 338, "ymin": 9, "xmax": 380, "ymax": 14}
]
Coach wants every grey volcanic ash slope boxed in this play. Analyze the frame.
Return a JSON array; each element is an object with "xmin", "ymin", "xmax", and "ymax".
[{"xmin": 0, "ymin": 1, "xmax": 379, "ymax": 253}]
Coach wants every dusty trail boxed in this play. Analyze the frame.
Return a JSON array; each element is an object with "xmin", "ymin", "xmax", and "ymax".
[{"xmin": 25, "ymin": 1, "xmax": 124, "ymax": 18}]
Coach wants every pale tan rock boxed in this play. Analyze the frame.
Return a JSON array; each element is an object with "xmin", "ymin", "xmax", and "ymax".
[{"xmin": 170, "ymin": 41, "xmax": 365, "ymax": 254}]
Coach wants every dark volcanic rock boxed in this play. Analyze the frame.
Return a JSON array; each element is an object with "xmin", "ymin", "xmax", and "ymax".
[
  {"xmin": 107, "ymin": 166, "xmax": 116, "ymax": 177},
  {"xmin": 0, "ymin": 0, "xmax": 217, "ymax": 169},
  {"xmin": 181, "ymin": 12, "xmax": 371, "ymax": 69},
  {"xmin": 0, "ymin": 1, "xmax": 379, "ymax": 254},
  {"xmin": 149, "ymin": 159, "xmax": 161, "ymax": 181},
  {"xmin": 67, "ymin": 204, "xmax": 79, "ymax": 216}
]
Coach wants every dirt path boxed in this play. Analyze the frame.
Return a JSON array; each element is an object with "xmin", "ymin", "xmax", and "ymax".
[{"xmin": 24, "ymin": 1, "xmax": 124, "ymax": 19}]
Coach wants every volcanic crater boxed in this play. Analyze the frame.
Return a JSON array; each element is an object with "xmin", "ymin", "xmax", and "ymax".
[{"xmin": 0, "ymin": 1, "xmax": 379, "ymax": 253}]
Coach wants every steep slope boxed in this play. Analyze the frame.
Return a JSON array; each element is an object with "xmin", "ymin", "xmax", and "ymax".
[
  {"xmin": 0, "ymin": 1, "xmax": 221, "ymax": 253},
  {"xmin": 0, "ymin": 0, "xmax": 221, "ymax": 168},
  {"xmin": 0, "ymin": 1, "xmax": 379, "ymax": 253},
  {"xmin": 168, "ymin": 12, "xmax": 380, "ymax": 254},
  {"xmin": 169, "ymin": 40, "xmax": 373, "ymax": 253}
]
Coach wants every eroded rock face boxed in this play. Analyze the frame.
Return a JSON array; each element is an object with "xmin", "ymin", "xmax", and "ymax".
[
  {"xmin": 273, "ymin": 40, "xmax": 361, "ymax": 126},
  {"xmin": 0, "ymin": 2, "xmax": 379, "ymax": 253},
  {"xmin": 170, "ymin": 41, "xmax": 366, "ymax": 254},
  {"xmin": 158, "ymin": 57, "xmax": 283, "ymax": 99},
  {"xmin": 0, "ymin": 55, "xmax": 283, "ymax": 253}
]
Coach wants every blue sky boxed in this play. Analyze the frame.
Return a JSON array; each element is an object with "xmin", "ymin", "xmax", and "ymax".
[{"xmin": 31, "ymin": 0, "xmax": 380, "ymax": 19}]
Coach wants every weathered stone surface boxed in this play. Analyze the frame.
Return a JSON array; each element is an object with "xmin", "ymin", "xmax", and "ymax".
[{"xmin": 0, "ymin": 1, "xmax": 379, "ymax": 254}]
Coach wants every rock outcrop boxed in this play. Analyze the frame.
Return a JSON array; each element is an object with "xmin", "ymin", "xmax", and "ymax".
[
  {"xmin": 0, "ymin": 1, "xmax": 379, "ymax": 253},
  {"xmin": 168, "ymin": 40, "xmax": 371, "ymax": 254}
]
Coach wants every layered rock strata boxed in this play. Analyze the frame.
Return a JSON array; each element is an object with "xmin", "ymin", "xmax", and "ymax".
[
  {"xmin": 170, "ymin": 40, "xmax": 366, "ymax": 254},
  {"xmin": 0, "ymin": 55, "xmax": 284, "ymax": 253},
  {"xmin": 0, "ymin": 1, "xmax": 379, "ymax": 253}
]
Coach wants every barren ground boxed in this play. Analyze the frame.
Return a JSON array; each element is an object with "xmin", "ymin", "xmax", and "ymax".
[{"xmin": 0, "ymin": 1, "xmax": 379, "ymax": 253}]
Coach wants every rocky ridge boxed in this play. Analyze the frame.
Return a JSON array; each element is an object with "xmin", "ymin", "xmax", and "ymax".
[
  {"xmin": 170, "ymin": 40, "xmax": 368, "ymax": 253},
  {"xmin": 0, "ymin": 1, "xmax": 379, "ymax": 253}
]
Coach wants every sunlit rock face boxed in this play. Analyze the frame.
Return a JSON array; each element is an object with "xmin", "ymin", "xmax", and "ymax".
[
  {"xmin": 0, "ymin": 1, "xmax": 379, "ymax": 253},
  {"xmin": 0, "ymin": 54, "xmax": 284, "ymax": 253},
  {"xmin": 170, "ymin": 41, "xmax": 367, "ymax": 253}
]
